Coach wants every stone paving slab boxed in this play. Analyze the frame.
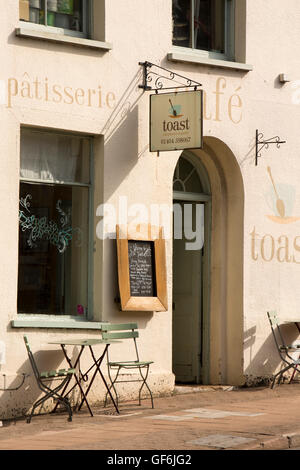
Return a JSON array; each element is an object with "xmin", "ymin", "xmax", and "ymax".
[{"xmin": 187, "ymin": 434, "xmax": 258, "ymax": 449}]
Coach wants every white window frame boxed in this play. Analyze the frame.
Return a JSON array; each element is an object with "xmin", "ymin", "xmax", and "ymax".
[
  {"xmin": 19, "ymin": 0, "xmax": 91, "ymax": 39},
  {"xmin": 173, "ymin": 0, "xmax": 235, "ymax": 62},
  {"xmin": 18, "ymin": 128, "xmax": 95, "ymax": 321}
]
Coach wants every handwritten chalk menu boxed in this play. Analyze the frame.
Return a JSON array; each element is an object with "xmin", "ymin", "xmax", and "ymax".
[
  {"xmin": 116, "ymin": 224, "xmax": 168, "ymax": 311},
  {"xmin": 128, "ymin": 240, "xmax": 157, "ymax": 297}
]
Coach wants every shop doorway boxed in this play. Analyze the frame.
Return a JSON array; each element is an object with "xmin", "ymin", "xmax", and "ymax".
[
  {"xmin": 172, "ymin": 138, "xmax": 244, "ymax": 386},
  {"xmin": 172, "ymin": 153, "xmax": 211, "ymax": 384}
]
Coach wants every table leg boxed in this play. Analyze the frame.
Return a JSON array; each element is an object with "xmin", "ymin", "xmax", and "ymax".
[
  {"xmin": 77, "ymin": 345, "xmax": 120, "ymax": 415},
  {"xmin": 53, "ymin": 345, "xmax": 94, "ymax": 417},
  {"xmin": 77, "ymin": 346, "xmax": 106, "ymax": 409}
]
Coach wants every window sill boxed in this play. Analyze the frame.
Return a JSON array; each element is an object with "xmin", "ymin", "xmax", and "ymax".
[
  {"xmin": 15, "ymin": 27, "xmax": 112, "ymax": 52},
  {"xmin": 11, "ymin": 315, "xmax": 107, "ymax": 330},
  {"xmin": 167, "ymin": 50, "xmax": 253, "ymax": 72}
]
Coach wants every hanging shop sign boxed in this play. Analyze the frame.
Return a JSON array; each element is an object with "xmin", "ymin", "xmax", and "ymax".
[
  {"xmin": 150, "ymin": 90, "xmax": 203, "ymax": 153},
  {"xmin": 116, "ymin": 224, "xmax": 168, "ymax": 312}
]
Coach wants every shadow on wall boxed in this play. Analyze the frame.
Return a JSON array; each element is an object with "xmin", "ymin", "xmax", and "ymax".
[
  {"xmin": 97, "ymin": 67, "xmax": 157, "ymax": 324},
  {"xmin": 243, "ymin": 318, "xmax": 300, "ymax": 385},
  {"xmin": 100, "ymin": 68, "xmax": 147, "ymax": 202},
  {"xmin": 103, "ymin": 104, "xmax": 139, "ymax": 202},
  {"xmin": 0, "ymin": 339, "xmax": 86, "ymax": 421}
]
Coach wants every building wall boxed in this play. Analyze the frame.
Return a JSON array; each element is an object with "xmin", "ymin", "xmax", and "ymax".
[{"xmin": 0, "ymin": 0, "xmax": 300, "ymax": 418}]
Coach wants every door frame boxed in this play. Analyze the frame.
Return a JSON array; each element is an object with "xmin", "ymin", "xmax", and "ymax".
[
  {"xmin": 173, "ymin": 187, "xmax": 212, "ymax": 383},
  {"xmin": 172, "ymin": 139, "xmax": 245, "ymax": 386}
]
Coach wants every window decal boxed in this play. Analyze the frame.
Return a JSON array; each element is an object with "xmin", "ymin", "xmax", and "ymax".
[{"xmin": 19, "ymin": 194, "xmax": 81, "ymax": 254}]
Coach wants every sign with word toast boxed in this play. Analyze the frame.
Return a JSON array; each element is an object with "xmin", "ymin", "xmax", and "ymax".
[{"xmin": 150, "ymin": 90, "xmax": 203, "ymax": 152}]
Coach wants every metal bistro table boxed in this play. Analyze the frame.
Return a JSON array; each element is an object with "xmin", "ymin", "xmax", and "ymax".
[{"xmin": 48, "ymin": 338, "xmax": 120, "ymax": 416}]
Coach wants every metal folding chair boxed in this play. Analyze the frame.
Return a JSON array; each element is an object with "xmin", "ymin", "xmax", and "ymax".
[
  {"xmin": 101, "ymin": 323, "xmax": 154, "ymax": 408},
  {"xmin": 24, "ymin": 335, "xmax": 76, "ymax": 423},
  {"xmin": 267, "ymin": 312, "xmax": 300, "ymax": 388}
]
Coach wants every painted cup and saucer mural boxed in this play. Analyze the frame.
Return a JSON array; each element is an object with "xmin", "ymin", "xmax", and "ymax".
[{"xmin": 265, "ymin": 166, "xmax": 300, "ymax": 225}]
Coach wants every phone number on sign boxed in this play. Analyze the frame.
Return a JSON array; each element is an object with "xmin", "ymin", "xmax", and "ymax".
[{"xmin": 161, "ymin": 137, "xmax": 191, "ymax": 145}]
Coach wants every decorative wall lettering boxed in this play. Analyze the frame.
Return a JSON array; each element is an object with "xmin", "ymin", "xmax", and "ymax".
[
  {"xmin": 4, "ymin": 73, "xmax": 242, "ymax": 125},
  {"xmin": 7, "ymin": 72, "xmax": 116, "ymax": 110},
  {"xmin": 250, "ymin": 227, "xmax": 300, "ymax": 264},
  {"xmin": 251, "ymin": 167, "xmax": 300, "ymax": 264},
  {"xmin": 202, "ymin": 77, "xmax": 243, "ymax": 124}
]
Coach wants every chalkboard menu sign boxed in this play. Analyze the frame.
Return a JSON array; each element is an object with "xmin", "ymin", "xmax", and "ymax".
[
  {"xmin": 128, "ymin": 241, "xmax": 157, "ymax": 297},
  {"xmin": 116, "ymin": 224, "xmax": 168, "ymax": 312}
]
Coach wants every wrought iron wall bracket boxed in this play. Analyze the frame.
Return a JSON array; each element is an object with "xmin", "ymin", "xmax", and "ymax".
[
  {"xmin": 255, "ymin": 129, "xmax": 286, "ymax": 166},
  {"xmin": 139, "ymin": 61, "xmax": 202, "ymax": 93}
]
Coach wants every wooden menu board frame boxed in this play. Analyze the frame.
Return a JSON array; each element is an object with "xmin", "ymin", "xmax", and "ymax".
[{"xmin": 116, "ymin": 224, "xmax": 168, "ymax": 311}]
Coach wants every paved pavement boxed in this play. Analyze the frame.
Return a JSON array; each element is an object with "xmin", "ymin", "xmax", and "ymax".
[{"xmin": 1, "ymin": 383, "xmax": 300, "ymax": 451}]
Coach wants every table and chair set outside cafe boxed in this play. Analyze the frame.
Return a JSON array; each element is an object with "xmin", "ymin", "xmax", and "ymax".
[
  {"xmin": 19, "ymin": 223, "xmax": 162, "ymax": 422},
  {"xmin": 18, "ymin": 223, "xmax": 164, "ymax": 423},
  {"xmin": 23, "ymin": 323, "xmax": 155, "ymax": 423},
  {"xmin": 19, "ymin": 313, "xmax": 300, "ymax": 424}
]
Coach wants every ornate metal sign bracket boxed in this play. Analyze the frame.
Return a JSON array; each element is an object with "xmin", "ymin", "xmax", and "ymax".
[
  {"xmin": 255, "ymin": 129, "xmax": 286, "ymax": 166},
  {"xmin": 139, "ymin": 61, "xmax": 202, "ymax": 93}
]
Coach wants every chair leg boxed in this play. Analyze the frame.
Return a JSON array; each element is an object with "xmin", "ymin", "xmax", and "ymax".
[
  {"xmin": 26, "ymin": 394, "xmax": 49, "ymax": 423},
  {"xmin": 138, "ymin": 366, "xmax": 154, "ymax": 408},
  {"xmin": 104, "ymin": 364, "xmax": 154, "ymax": 410},
  {"xmin": 104, "ymin": 390, "xmax": 116, "ymax": 407},
  {"xmin": 278, "ymin": 373, "xmax": 284, "ymax": 385},
  {"xmin": 271, "ymin": 363, "xmax": 295, "ymax": 389},
  {"xmin": 289, "ymin": 363, "xmax": 300, "ymax": 383},
  {"xmin": 104, "ymin": 367, "xmax": 120, "ymax": 408},
  {"xmin": 270, "ymin": 375, "xmax": 276, "ymax": 389},
  {"xmin": 51, "ymin": 394, "xmax": 73, "ymax": 421},
  {"xmin": 104, "ymin": 384, "xmax": 119, "ymax": 408},
  {"xmin": 27, "ymin": 377, "xmax": 73, "ymax": 423},
  {"xmin": 47, "ymin": 379, "xmax": 73, "ymax": 421}
]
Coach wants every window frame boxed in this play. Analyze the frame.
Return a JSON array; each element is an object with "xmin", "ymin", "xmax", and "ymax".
[
  {"xmin": 19, "ymin": 0, "xmax": 91, "ymax": 40},
  {"xmin": 172, "ymin": 0, "xmax": 235, "ymax": 62},
  {"xmin": 18, "ymin": 128, "xmax": 95, "ymax": 321}
]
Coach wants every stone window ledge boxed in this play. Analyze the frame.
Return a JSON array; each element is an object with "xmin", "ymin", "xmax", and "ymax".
[
  {"xmin": 15, "ymin": 27, "xmax": 112, "ymax": 52},
  {"xmin": 11, "ymin": 316, "xmax": 107, "ymax": 330},
  {"xmin": 168, "ymin": 51, "xmax": 253, "ymax": 72}
]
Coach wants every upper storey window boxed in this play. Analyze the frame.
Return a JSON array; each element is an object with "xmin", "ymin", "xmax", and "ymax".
[
  {"xmin": 172, "ymin": 0, "xmax": 235, "ymax": 60},
  {"xmin": 19, "ymin": 0, "xmax": 90, "ymax": 38}
]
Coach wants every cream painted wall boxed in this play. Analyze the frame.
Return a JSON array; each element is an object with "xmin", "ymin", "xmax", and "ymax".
[{"xmin": 0, "ymin": 0, "xmax": 300, "ymax": 418}]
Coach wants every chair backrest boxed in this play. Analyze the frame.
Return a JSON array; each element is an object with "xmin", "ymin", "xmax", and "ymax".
[
  {"xmin": 24, "ymin": 335, "xmax": 31, "ymax": 353},
  {"xmin": 267, "ymin": 311, "xmax": 279, "ymax": 327},
  {"xmin": 267, "ymin": 311, "xmax": 287, "ymax": 352},
  {"xmin": 101, "ymin": 323, "xmax": 140, "ymax": 361},
  {"xmin": 23, "ymin": 335, "xmax": 40, "ymax": 380}
]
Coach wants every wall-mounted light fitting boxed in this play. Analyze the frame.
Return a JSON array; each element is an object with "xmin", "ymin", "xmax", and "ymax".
[{"xmin": 279, "ymin": 74, "xmax": 291, "ymax": 83}]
